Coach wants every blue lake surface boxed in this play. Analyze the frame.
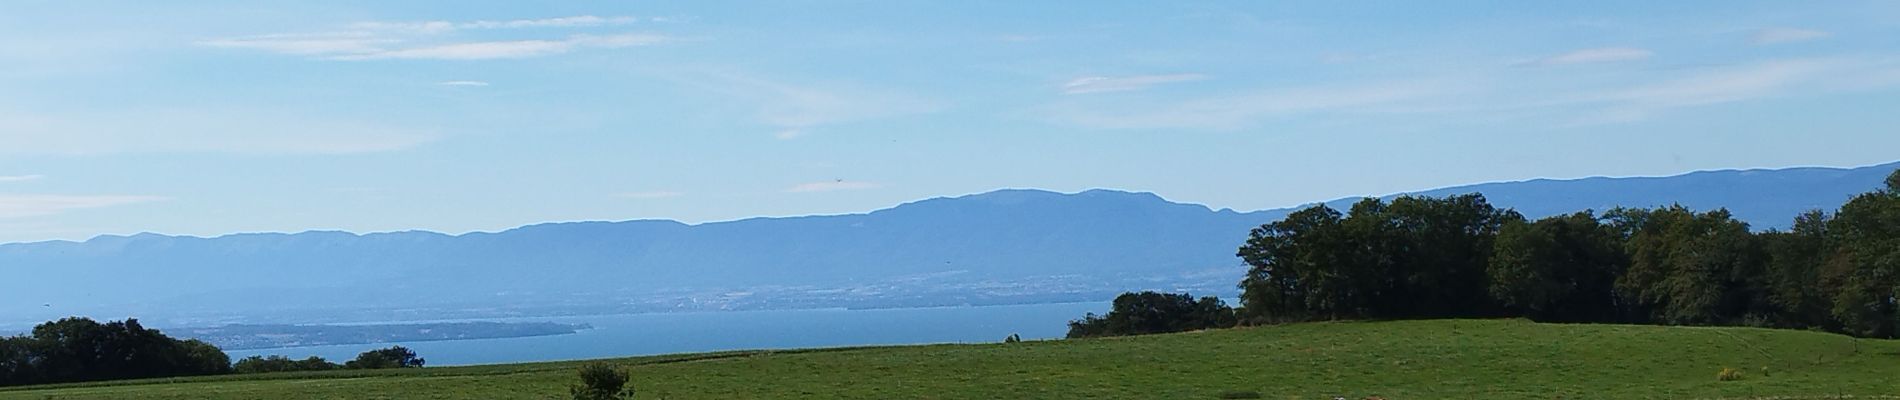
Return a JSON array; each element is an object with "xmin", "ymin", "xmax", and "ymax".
[{"xmin": 227, "ymin": 302, "xmax": 1109, "ymax": 366}]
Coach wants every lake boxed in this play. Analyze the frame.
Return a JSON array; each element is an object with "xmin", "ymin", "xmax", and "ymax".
[{"xmin": 226, "ymin": 301, "xmax": 1108, "ymax": 366}]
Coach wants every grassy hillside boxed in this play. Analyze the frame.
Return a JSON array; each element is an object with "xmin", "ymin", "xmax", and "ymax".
[{"xmin": 3, "ymin": 319, "xmax": 1897, "ymax": 399}]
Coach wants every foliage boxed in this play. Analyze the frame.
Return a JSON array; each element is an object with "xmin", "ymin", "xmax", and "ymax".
[
  {"xmin": 569, "ymin": 362, "xmax": 634, "ymax": 400},
  {"xmin": 1237, "ymin": 168, "xmax": 1900, "ymax": 338},
  {"xmin": 1066, "ymin": 291, "xmax": 1236, "ymax": 338},
  {"xmin": 1238, "ymin": 194, "xmax": 1517, "ymax": 323},
  {"xmin": 233, "ymin": 355, "xmax": 339, "ymax": 374},
  {"xmin": 0, "ymin": 318, "xmax": 230, "ymax": 387},
  {"xmin": 1716, "ymin": 367, "xmax": 1744, "ymax": 381},
  {"xmin": 344, "ymin": 346, "xmax": 426, "ymax": 370}
]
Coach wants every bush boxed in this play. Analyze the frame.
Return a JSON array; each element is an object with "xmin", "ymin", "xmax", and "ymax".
[
  {"xmin": 570, "ymin": 362, "xmax": 634, "ymax": 400},
  {"xmin": 345, "ymin": 346, "xmax": 425, "ymax": 369},
  {"xmin": 1717, "ymin": 367, "xmax": 1744, "ymax": 381}
]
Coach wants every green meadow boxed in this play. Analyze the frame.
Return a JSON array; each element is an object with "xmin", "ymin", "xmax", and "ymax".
[{"xmin": 4, "ymin": 319, "xmax": 1896, "ymax": 399}]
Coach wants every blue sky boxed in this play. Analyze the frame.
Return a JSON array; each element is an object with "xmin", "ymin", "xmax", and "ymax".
[{"xmin": 2, "ymin": 1, "xmax": 1898, "ymax": 243}]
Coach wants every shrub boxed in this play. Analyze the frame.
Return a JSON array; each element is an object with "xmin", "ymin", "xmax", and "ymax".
[
  {"xmin": 1717, "ymin": 367, "xmax": 1744, "ymax": 381},
  {"xmin": 570, "ymin": 362, "xmax": 634, "ymax": 400},
  {"xmin": 345, "ymin": 346, "xmax": 425, "ymax": 369}
]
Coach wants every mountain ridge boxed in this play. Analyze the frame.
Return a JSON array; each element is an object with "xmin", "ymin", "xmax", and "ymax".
[{"xmin": 2, "ymin": 161, "xmax": 1895, "ymax": 326}]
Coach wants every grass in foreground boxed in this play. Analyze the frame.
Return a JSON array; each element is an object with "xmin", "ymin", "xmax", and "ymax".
[{"xmin": 2, "ymin": 319, "xmax": 1897, "ymax": 399}]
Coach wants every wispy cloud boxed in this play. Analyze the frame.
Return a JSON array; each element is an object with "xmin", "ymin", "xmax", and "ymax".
[
  {"xmin": 614, "ymin": 191, "xmax": 684, "ymax": 199},
  {"xmin": 200, "ymin": 33, "xmax": 394, "ymax": 56},
  {"xmin": 1750, "ymin": 28, "xmax": 1830, "ymax": 45},
  {"xmin": 1062, "ymin": 74, "xmax": 1207, "ymax": 94},
  {"xmin": 0, "ymin": 195, "xmax": 167, "ymax": 219},
  {"xmin": 679, "ymin": 72, "xmax": 938, "ymax": 139},
  {"xmin": 0, "ymin": 108, "xmax": 437, "ymax": 155},
  {"xmin": 786, "ymin": 181, "xmax": 880, "ymax": 193},
  {"xmin": 202, "ymin": 16, "xmax": 670, "ymax": 61},
  {"xmin": 1569, "ymin": 57, "xmax": 1899, "ymax": 123},
  {"xmin": 438, "ymin": 80, "xmax": 490, "ymax": 87},
  {"xmin": 0, "ymin": 175, "xmax": 44, "ymax": 183},
  {"xmin": 1527, "ymin": 47, "xmax": 1652, "ymax": 66},
  {"xmin": 1047, "ymin": 81, "xmax": 1441, "ymax": 130}
]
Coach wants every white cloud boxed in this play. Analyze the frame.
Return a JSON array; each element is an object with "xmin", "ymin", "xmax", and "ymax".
[
  {"xmin": 0, "ymin": 108, "xmax": 437, "ymax": 155},
  {"xmin": 614, "ymin": 191, "xmax": 684, "ymax": 199},
  {"xmin": 786, "ymin": 181, "xmax": 880, "ymax": 193},
  {"xmin": 438, "ymin": 80, "xmax": 490, "ymax": 87},
  {"xmin": 199, "ymin": 33, "xmax": 395, "ymax": 56},
  {"xmin": 1047, "ymin": 81, "xmax": 1440, "ymax": 130},
  {"xmin": 679, "ymin": 72, "xmax": 938, "ymax": 137},
  {"xmin": 0, "ymin": 195, "xmax": 167, "ymax": 219},
  {"xmin": 327, "ymin": 33, "xmax": 668, "ymax": 61},
  {"xmin": 1528, "ymin": 47, "xmax": 1652, "ymax": 66},
  {"xmin": 462, "ymin": 16, "xmax": 642, "ymax": 29},
  {"xmin": 1568, "ymin": 57, "xmax": 1900, "ymax": 123},
  {"xmin": 203, "ymin": 15, "xmax": 668, "ymax": 61},
  {"xmin": 1750, "ymin": 28, "xmax": 1830, "ymax": 45},
  {"xmin": 1061, "ymin": 74, "xmax": 1208, "ymax": 94},
  {"xmin": 0, "ymin": 175, "xmax": 44, "ymax": 183}
]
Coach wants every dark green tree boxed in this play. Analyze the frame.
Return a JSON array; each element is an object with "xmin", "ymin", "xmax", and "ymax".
[
  {"xmin": 570, "ymin": 362, "xmax": 634, "ymax": 400},
  {"xmin": 1822, "ymin": 170, "xmax": 1900, "ymax": 337},
  {"xmin": 344, "ymin": 346, "xmax": 425, "ymax": 369},
  {"xmin": 1067, "ymin": 292, "xmax": 1236, "ymax": 338},
  {"xmin": 1488, "ymin": 211, "xmax": 1625, "ymax": 322}
]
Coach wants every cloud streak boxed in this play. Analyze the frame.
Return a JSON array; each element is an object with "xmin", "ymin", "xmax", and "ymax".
[
  {"xmin": 786, "ymin": 181, "xmax": 880, "ymax": 193},
  {"xmin": 614, "ymin": 191, "xmax": 684, "ymax": 199},
  {"xmin": 1528, "ymin": 47, "xmax": 1652, "ymax": 66},
  {"xmin": 1750, "ymin": 28, "xmax": 1830, "ymax": 45},
  {"xmin": 1062, "ymin": 74, "xmax": 1207, "ymax": 94},
  {"xmin": 0, "ymin": 175, "xmax": 44, "ymax": 183},
  {"xmin": 0, "ymin": 108, "xmax": 437, "ymax": 155},
  {"xmin": 202, "ymin": 16, "xmax": 671, "ymax": 61},
  {"xmin": 0, "ymin": 195, "xmax": 167, "ymax": 219},
  {"xmin": 1047, "ymin": 81, "xmax": 1441, "ymax": 130}
]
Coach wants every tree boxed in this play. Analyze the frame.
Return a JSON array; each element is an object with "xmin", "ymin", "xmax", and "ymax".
[
  {"xmin": 1238, "ymin": 204, "xmax": 1347, "ymax": 323},
  {"xmin": 345, "ymin": 346, "xmax": 425, "ymax": 369},
  {"xmin": 1066, "ymin": 292, "xmax": 1236, "ymax": 338},
  {"xmin": 1488, "ymin": 212, "xmax": 1624, "ymax": 322},
  {"xmin": 1, "ymin": 317, "xmax": 231, "ymax": 387},
  {"xmin": 1608, "ymin": 206, "xmax": 1767, "ymax": 325},
  {"xmin": 570, "ymin": 362, "xmax": 634, "ymax": 400},
  {"xmin": 1823, "ymin": 171, "xmax": 1900, "ymax": 337},
  {"xmin": 235, "ymin": 355, "xmax": 339, "ymax": 374},
  {"xmin": 1760, "ymin": 210, "xmax": 1834, "ymax": 329}
]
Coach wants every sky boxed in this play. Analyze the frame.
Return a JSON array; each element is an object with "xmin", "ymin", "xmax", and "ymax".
[{"xmin": 2, "ymin": 1, "xmax": 1898, "ymax": 243}]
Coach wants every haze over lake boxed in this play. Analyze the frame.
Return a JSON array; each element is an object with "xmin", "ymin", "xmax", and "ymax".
[{"xmin": 226, "ymin": 302, "xmax": 1106, "ymax": 366}]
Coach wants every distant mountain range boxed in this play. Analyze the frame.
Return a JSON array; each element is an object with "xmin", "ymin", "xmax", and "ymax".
[{"xmin": 2, "ymin": 161, "xmax": 1895, "ymax": 327}]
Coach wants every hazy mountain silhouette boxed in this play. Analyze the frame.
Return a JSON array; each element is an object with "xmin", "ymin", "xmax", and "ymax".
[{"xmin": 2, "ymin": 161, "xmax": 1894, "ymax": 324}]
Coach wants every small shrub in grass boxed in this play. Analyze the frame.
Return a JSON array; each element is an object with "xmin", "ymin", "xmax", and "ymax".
[
  {"xmin": 570, "ymin": 362, "xmax": 634, "ymax": 400},
  {"xmin": 1217, "ymin": 390, "xmax": 1262, "ymax": 399},
  {"xmin": 1717, "ymin": 367, "xmax": 1744, "ymax": 381}
]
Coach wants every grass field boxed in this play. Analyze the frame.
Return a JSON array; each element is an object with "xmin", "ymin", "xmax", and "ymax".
[{"xmin": 2, "ymin": 319, "xmax": 1897, "ymax": 399}]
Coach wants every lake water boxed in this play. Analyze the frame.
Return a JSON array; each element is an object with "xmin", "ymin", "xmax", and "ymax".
[{"xmin": 226, "ymin": 302, "xmax": 1108, "ymax": 366}]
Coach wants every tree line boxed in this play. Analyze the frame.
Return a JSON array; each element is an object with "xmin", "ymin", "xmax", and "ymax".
[
  {"xmin": 1237, "ymin": 169, "xmax": 1900, "ymax": 337},
  {"xmin": 1, "ymin": 316, "xmax": 428, "ymax": 387},
  {"xmin": 0, "ymin": 318, "xmax": 229, "ymax": 386},
  {"xmin": 1070, "ymin": 169, "xmax": 1899, "ymax": 339}
]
